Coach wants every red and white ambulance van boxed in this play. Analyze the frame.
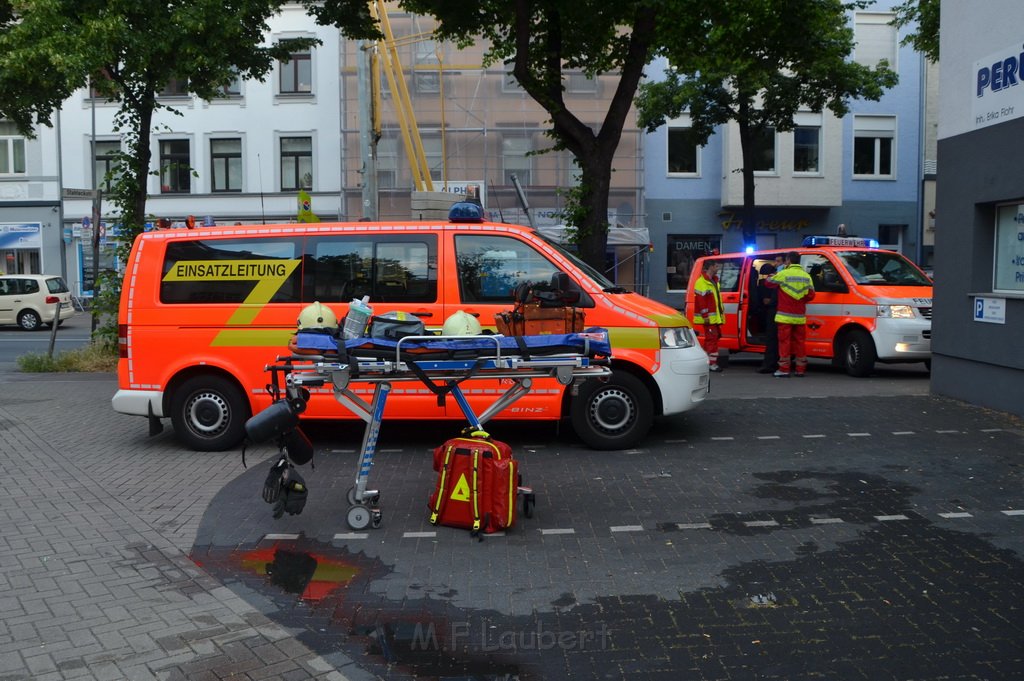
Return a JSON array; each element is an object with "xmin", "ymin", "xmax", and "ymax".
[{"xmin": 685, "ymin": 236, "xmax": 933, "ymax": 376}]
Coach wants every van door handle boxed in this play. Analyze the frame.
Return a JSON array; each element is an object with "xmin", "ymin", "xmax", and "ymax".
[
  {"xmin": 808, "ymin": 321, "xmax": 822, "ymax": 330},
  {"xmin": 412, "ymin": 311, "xmax": 433, "ymax": 318}
]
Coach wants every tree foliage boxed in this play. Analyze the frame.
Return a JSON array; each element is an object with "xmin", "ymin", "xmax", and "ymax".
[
  {"xmin": 635, "ymin": 0, "xmax": 898, "ymax": 247},
  {"xmin": 306, "ymin": 0, "xmax": 666, "ymax": 271},
  {"xmin": 893, "ymin": 0, "xmax": 938, "ymax": 63},
  {"xmin": 0, "ymin": 0, "xmax": 314, "ymax": 340}
]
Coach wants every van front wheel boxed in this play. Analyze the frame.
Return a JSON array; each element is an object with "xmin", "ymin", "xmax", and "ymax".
[
  {"xmin": 842, "ymin": 329, "xmax": 876, "ymax": 378},
  {"xmin": 571, "ymin": 371, "xmax": 653, "ymax": 450},
  {"xmin": 170, "ymin": 375, "xmax": 250, "ymax": 451}
]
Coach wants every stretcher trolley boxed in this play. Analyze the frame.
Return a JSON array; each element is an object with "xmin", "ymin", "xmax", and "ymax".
[{"xmin": 268, "ymin": 330, "xmax": 613, "ymax": 531}]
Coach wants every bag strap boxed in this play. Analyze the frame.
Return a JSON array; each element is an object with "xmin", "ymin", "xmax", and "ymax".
[
  {"xmin": 470, "ymin": 449, "xmax": 482, "ymax": 535},
  {"xmin": 429, "ymin": 445, "xmax": 455, "ymax": 525}
]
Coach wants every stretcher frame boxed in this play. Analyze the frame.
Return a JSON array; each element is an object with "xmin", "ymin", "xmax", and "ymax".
[{"xmin": 267, "ymin": 334, "xmax": 612, "ymax": 531}]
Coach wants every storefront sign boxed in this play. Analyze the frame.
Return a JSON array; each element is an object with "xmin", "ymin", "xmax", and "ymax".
[
  {"xmin": 718, "ymin": 211, "xmax": 810, "ymax": 233},
  {"xmin": 972, "ymin": 44, "xmax": 1024, "ymax": 129},
  {"xmin": 0, "ymin": 222, "xmax": 41, "ymax": 249}
]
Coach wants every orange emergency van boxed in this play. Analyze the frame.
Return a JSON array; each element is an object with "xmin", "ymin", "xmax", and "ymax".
[
  {"xmin": 685, "ymin": 236, "xmax": 932, "ymax": 376},
  {"xmin": 113, "ymin": 204, "xmax": 710, "ymax": 452}
]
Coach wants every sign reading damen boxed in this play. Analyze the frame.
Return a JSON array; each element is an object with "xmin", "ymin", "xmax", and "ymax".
[{"xmin": 973, "ymin": 43, "xmax": 1024, "ymax": 129}]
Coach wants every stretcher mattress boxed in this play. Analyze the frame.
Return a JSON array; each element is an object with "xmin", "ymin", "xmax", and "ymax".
[{"xmin": 293, "ymin": 329, "xmax": 612, "ymax": 360}]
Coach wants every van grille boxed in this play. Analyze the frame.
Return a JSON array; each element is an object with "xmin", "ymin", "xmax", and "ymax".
[{"xmin": 919, "ymin": 306, "xmax": 932, "ymax": 320}]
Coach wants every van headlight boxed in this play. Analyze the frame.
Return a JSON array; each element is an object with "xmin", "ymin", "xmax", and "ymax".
[
  {"xmin": 877, "ymin": 304, "xmax": 915, "ymax": 319},
  {"xmin": 661, "ymin": 327, "xmax": 696, "ymax": 349}
]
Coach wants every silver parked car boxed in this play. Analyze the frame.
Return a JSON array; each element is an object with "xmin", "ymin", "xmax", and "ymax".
[{"xmin": 0, "ymin": 274, "xmax": 77, "ymax": 330}]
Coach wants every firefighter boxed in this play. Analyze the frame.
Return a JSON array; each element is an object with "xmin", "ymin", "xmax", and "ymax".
[
  {"xmin": 692, "ymin": 260, "xmax": 724, "ymax": 372},
  {"xmin": 766, "ymin": 251, "xmax": 816, "ymax": 377}
]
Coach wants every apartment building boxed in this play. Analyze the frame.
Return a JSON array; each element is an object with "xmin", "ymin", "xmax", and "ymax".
[{"xmin": 642, "ymin": 0, "xmax": 929, "ymax": 309}]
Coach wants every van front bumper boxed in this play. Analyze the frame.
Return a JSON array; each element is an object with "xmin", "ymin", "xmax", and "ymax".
[
  {"xmin": 655, "ymin": 346, "xmax": 710, "ymax": 415},
  {"xmin": 112, "ymin": 389, "xmax": 165, "ymax": 417},
  {"xmin": 872, "ymin": 318, "xmax": 931, "ymax": 362}
]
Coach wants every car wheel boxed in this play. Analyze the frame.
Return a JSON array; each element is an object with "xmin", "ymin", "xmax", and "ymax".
[
  {"xmin": 570, "ymin": 370, "xmax": 653, "ymax": 450},
  {"xmin": 170, "ymin": 375, "xmax": 250, "ymax": 451},
  {"xmin": 842, "ymin": 329, "xmax": 876, "ymax": 378},
  {"xmin": 17, "ymin": 310, "xmax": 42, "ymax": 331}
]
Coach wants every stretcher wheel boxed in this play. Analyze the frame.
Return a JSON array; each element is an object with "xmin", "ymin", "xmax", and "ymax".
[
  {"xmin": 347, "ymin": 504, "xmax": 372, "ymax": 530},
  {"xmin": 346, "ymin": 486, "xmax": 358, "ymax": 505},
  {"xmin": 522, "ymin": 493, "xmax": 536, "ymax": 519}
]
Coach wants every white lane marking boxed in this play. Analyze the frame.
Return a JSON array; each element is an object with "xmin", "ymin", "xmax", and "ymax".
[
  {"xmin": 334, "ymin": 533, "xmax": 369, "ymax": 540},
  {"xmin": 744, "ymin": 520, "xmax": 779, "ymax": 527},
  {"xmin": 935, "ymin": 430, "xmax": 960, "ymax": 434},
  {"xmin": 810, "ymin": 517, "xmax": 844, "ymax": 524},
  {"xmin": 875, "ymin": 514, "xmax": 910, "ymax": 521},
  {"xmin": 263, "ymin": 533, "xmax": 300, "ymax": 540},
  {"xmin": 938, "ymin": 512, "xmax": 973, "ymax": 519},
  {"xmin": 803, "ymin": 434, "xmax": 826, "ymax": 439},
  {"xmin": 540, "ymin": 528, "xmax": 576, "ymax": 535},
  {"xmin": 848, "ymin": 433, "xmax": 871, "ymax": 437},
  {"xmin": 611, "ymin": 525, "xmax": 644, "ymax": 532},
  {"xmin": 403, "ymin": 531, "xmax": 437, "ymax": 538},
  {"xmin": 892, "ymin": 431, "xmax": 915, "ymax": 436},
  {"xmin": 676, "ymin": 522, "xmax": 713, "ymax": 530},
  {"xmin": 981, "ymin": 428, "xmax": 1003, "ymax": 433},
  {"xmin": 664, "ymin": 439, "xmax": 688, "ymax": 443},
  {"xmin": 757, "ymin": 436, "xmax": 781, "ymax": 441},
  {"xmin": 1001, "ymin": 509, "xmax": 1024, "ymax": 516},
  {"xmin": 711, "ymin": 436, "xmax": 734, "ymax": 441}
]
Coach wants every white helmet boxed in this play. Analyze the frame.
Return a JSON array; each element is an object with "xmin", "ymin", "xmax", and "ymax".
[
  {"xmin": 442, "ymin": 310, "xmax": 482, "ymax": 336},
  {"xmin": 297, "ymin": 301, "xmax": 338, "ymax": 331}
]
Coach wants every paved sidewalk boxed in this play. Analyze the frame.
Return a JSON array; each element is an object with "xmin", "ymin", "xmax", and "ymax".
[
  {"xmin": 2, "ymin": 367, "xmax": 1023, "ymax": 680},
  {"xmin": 0, "ymin": 373, "xmax": 353, "ymax": 681}
]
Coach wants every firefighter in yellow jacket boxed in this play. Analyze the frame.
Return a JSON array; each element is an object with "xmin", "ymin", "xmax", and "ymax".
[
  {"xmin": 692, "ymin": 261, "xmax": 724, "ymax": 372},
  {"xmin": 765, "ymin": 251, "xmax": 816, "ymax": 377}
]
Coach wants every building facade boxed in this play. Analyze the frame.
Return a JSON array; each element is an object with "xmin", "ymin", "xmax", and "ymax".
[
  {"xmin": 642, "ymin": 0, "xmax": 928, "ymax": 310},
  {"xmin": 931, "ymin": 0, "xmax": 1024, "ymax": 418}
]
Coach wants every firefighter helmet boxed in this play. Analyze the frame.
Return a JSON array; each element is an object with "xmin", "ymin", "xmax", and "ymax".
[
  {"xmin": 441, "ymin": 310, "xmax": 482, "ymax": 336},
  {"xmin": 297, "ymin": 301, "xmax": 338, "ymax": 331}
]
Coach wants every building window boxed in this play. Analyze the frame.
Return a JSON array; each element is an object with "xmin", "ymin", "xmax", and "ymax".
[
  {"xmin": 376, "ymin": 137, "xmax": 398, "ymax": 189},
  {"xmin": 752, "ymin": 127, "xmax": 776, "ymax": 173},
  {"xmin": 0, "ymin": 121, "xmax": 27, "ymax": 175},
  {"xmin": 414, "ymin": 40, "xmax": 441, "ymax": 94},
  {"xmin": 220, "ymin": 73, "xmax": 242, "ymax": 97},
  {"xmin": 566, "ymin": 72, "xmax": 598, "ymax": 94},
  {"xmin": 421, "ymin": 136, "xmax": 444, "ymax": 182},
  {"xmin": 853, "ymin": 115, "xmax": 895, "ymax": 178},
  {"xmin": 93, "ymin": 140, "xmax": 120, "ymax": 192},
  {"xmin": 667, "ymin": 234, "xmax": 721, "ymax": 291},
  {"xmin": 793, "ymin": 126, "xmax": 820, "ymax": 173},
  {"xmin": 159, "ymin": 139, "xmax": 191, "ymax": 194},
  {"xmin": 668, "ymin": 126, "xmax": 699, "ymax": 175},
  {"xmin": 280, "ymin": 136, "xmax": 312, "ymax": 191},
  {"xmin": 211, "ymin": 138, "xmax": 242, "ymax": 192},
  {"xmin": 502, "ymin": 136, "xmax": 532, "ymax": 185},
  {"xmin": 280, "ymin": 51, "xmax": 312, "ymax": 94},
  {"xmin": 854, "ymin": 12, "xmax": 897, "ymax": 69},
  {"xmin": 159, "ymin": 77, "xmax": 189, "ymax": 97}
]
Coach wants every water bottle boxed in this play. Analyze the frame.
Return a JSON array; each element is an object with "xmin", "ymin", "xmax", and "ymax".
[{"xmin": 342, "ymin": 296, "xmax": 373, "ymax": 339}]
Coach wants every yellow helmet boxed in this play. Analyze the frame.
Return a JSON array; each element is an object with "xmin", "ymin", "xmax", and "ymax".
[
  {"xmin": 297, "ymin": 301, "xmax": 338, "ymax": 331},
  {"xmin": 442, "ymin": 310, "xmax": 482, "ymax": 336}
]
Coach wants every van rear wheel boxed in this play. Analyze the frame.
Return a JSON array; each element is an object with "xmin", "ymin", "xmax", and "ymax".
[
  {"xmin": 842, "ymin": 329, "xmax": 876, "ymax": 378},
  {"xmin": 571, "ymin": 371, "xmax": 653, "ymax": 450},
  {"xmin": 170, "ymin": 375, "xmax": 250, "ymax": 451}
]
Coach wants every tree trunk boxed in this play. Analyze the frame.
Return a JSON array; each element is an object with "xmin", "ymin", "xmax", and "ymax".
[
  {"xmin": 575, "ymin": 153, "xmax": 614, "ymax": 274},
  {"xmin": 128, "ymin": 103, "xmax": 155, "ymax": 230},
  {"xmin": 737, "ymin": 97, "xmax": 757, "ymax": 248}
]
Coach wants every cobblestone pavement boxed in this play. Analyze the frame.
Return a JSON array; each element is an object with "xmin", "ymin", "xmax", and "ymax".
[{"xmin": 2, "ymin": 367, "xmax": 1023, "ymax": 680}]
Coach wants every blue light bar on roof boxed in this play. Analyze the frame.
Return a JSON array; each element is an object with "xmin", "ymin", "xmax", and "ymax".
[
  {"xmin": 802, "ymin": 235, "xmax": 878, "ymax": 248},
  {"xmin": 448, "ymin": 202, "xmax": 485, "ymax": 223}
]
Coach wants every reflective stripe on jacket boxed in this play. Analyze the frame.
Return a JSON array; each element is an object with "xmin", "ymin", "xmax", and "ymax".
[
  {"xmin": 768, "ymin": 265, "xmax": 815, "ymax": 325},
  {"xmin": 692, "ymin": 274, "xmax": 723, "ymax": 325}
]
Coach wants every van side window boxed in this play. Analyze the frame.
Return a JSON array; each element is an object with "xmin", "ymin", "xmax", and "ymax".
[
  {"xmin": 802, "ymin": 254, "xmax": 848, "ymax": 293},
  {"xmin": 308, "ymin": 235, "xmax": 437, "ymax": 303},
  {"xmin": 161, "ymin": 239, "xmax": 302, "ymax": 304},
  {"xmin": 455, "ymin": 234, "xmax": 559, "ymax": 303},
  {"xmin": 22, "ymin": 279, "xmax": 39, "ymax": 294},
  {"xmin": 714, "ymin": 258, "xmax": 745, "ymax": 293}
]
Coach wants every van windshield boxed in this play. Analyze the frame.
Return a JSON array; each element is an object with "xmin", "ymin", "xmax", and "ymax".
[
  {"xmin": 536, "ymin": 234, "xmax": 617, "ymax": 289},
  {"xmin": 837, "ymin": 251, "xmax": 932, "ymax": 286}
]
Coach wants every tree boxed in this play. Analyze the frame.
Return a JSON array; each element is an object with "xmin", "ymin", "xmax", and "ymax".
[
  {"xmin": 304, "ymin": 0, "xmax": 670, "ymax": 272},
  {"xmin": 893, "ymin": 0, "xmax": 939, "ymax": 63},
  {"xmin": 635, "ymin": 0, "xmax": 898, "ymax": 248},
  {"xmin": 0, "ymin": 0, "xmax": 314, "ymax": 341}
]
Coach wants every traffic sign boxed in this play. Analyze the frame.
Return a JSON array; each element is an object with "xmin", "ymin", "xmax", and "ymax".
[{"xmin": 62, "ymin": 188, "xmax": 97, "ymax": 199}]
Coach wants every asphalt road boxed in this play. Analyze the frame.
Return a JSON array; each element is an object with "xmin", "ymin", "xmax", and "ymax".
[{"xmin": 0, "ymin": 310, "xmax": 94, "ymax": 369}]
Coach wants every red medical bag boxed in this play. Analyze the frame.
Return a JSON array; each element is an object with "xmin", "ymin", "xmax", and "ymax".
[{"xmin": 428, "ymin": 434, "xmax": 518, "ymax": 535}]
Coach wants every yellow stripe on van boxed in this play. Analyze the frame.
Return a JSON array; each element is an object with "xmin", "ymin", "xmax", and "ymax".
[
  {"xmin": 607, "ymin": 327, "xmax": 661, "ymax": 349},
  {"xmin": 211, "ymin": 328, "xmax": 295, "ymax": 347}
]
